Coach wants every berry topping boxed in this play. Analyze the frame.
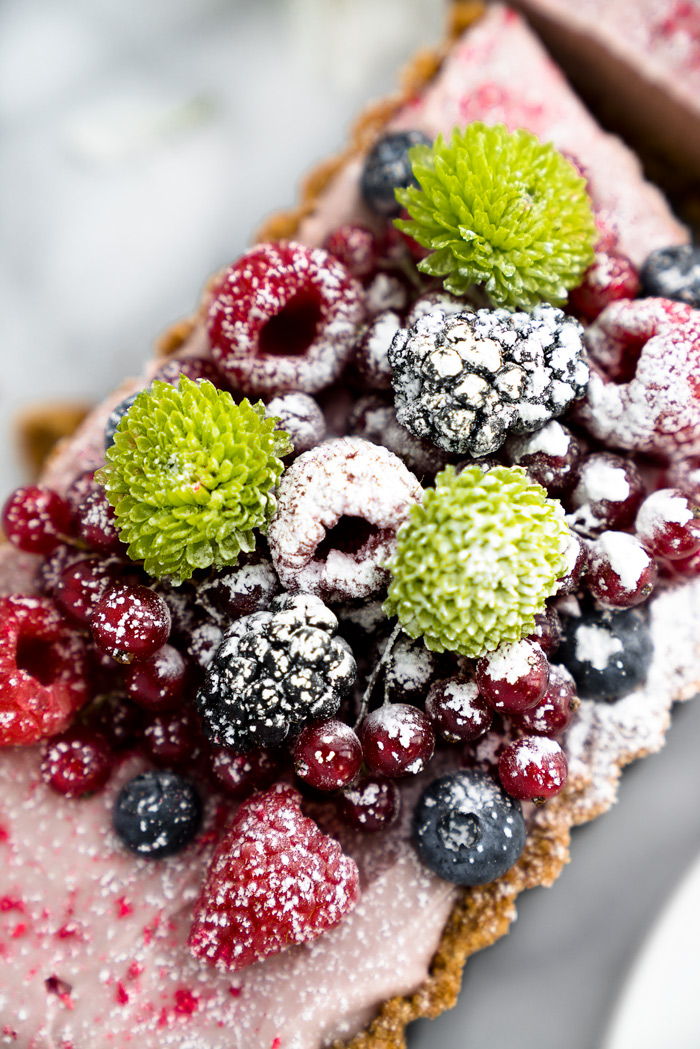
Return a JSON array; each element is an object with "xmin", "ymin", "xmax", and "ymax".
[
  {"xmin": 265, "ymin": 393, "xmax": 326, "ymax": 456},
  {"xmin": 2, "ymin": 485, "xmax": 72, "ymax": 555},
  {"xmin": 113, "ymin": 770, "xmax": 202, "ymax": 859},
  {"xmin": 206, "ymin": 241, "xmax": 364, "ymax": 397},
  {"xmin": 196, "ymin": 593, "xmax": 356, "ymax": 752},
  {"xmin": 512, "ymin": 664, "xmax": 579, "ymax": 737},
  {"xmin": 526, "ymin": 605, "xmax": 563, "ymax": 657},
  {"xmin": 635, "ymin": 488, "xmax": 700, "ymax": 560},
  {"xmin": 41, "ymin": 730, "xmax": 113, "ymax": 797},
  {"xmin": 210, "ymin": 746, "xmax": 284, "ymax": 799},
  {"xmin": 294, "ymin": 719, "xmax": 362, "ymax": 792},
  {"xmin": 384, "ymin": 466, "xmax": 570, "ymax": 658},
  {"xmin": 569, "ymin": 249, "xmax": 639, "ymax": 322},
  {"xmin": 268, "ymin": 437, "xmax": 422, "ymax": 602},
  {"xmin": 54, "ymin": 555, "xmax": 121, "ymax": 625},
  {"xmin": 498, "ymin": 736, "xmax": 568, "ymax": 803},
  {"xmin": 412, "ymin": 770, "xmax": 526, "ymax": 886},
  {"xmin": 143, "ymin": 709, "xmax": 198, "ymax": 768},
  {"xmin": 389, "ymin": 306, "xmax": 588, "ymax": 457},
  {"xmin": 97, "ymin": 377, "xmax": 290, "ymax": 583},
  {"xmin": 196, "ymin": 554, "xmax": 281, "ymax": 621},
  {"xmin": 349, "ymin": 397, "xmax": 454, "ymax": 478},
  {"xmin": 125, "ymin": 643, "xmax": 187, "ymax": 711},
  {"xmin": 74, "ymin": 487, "xmax": 124, "ymax": 555},
  {"xmin": 425, "ymin": 676, "xmax": 492, "ymax": 743},
  {"xmin": 359, "ymin": 703, "xmax": 434, "ymax": 778},
  {"xmin": 340, "ymin": 775, "xmax": 401, "ymax": 832},
  {"xmin": 87, "ymin": 693, "xmax": 144, "ymax": 751},
  {"xmin": 559, "ymin": 607, "xmax": 653, "ymax": 700},
  {"xmin": 0, "ymin": 596, "xmax": 90, "ymax": 746},
  {"xmin": 577, "ymin": 298, "xmax": 700, "ymax": 457},
  {"xmin": 188, "ymin": 784, "xmax": 359, "ymax": 972},
  {"xmin": 586, "ymin": 532, "xmax": 658, "ymax": 609},
  {"xmin": 383, "ymin": 632, "xmax": 440, "ymax": 706},
  {"xmin": 476, "ymin": 639, "xmax": 550, "ymax": 714},
  {"xmin": 323, "ymin": 224, "xmax": 380, "ymax": 277},
  {"xmin": 91, "ymin": 584, "xmax": 171, "ymax": 664},
  {"xmin": 360, "ymin": 130, "xmax": 431, "ymax": 217},
  {"xmin": 353, "ymin": 311, "xmax": 401, "ymax": 391},
  {"xmin": 395, "ymin": 123, "xmax": 596, "ymax": 309},
  {"xmin": 151, "ymin": 357, "xmax": 225, "ymax": 388},
  {"xmin": 567, "ymin": 453, "xmax": 645, "ymax": 537},
  {"xmin": 104, "ymin": 393, "xmax": 139, "ymax": 451},
  {"xmin": 640, "ymin": 245, "xmax": 700, "ymax": 308},
  {"xmin": 504, "ymin": 421, "xmax": 582, "ymax": 496}
]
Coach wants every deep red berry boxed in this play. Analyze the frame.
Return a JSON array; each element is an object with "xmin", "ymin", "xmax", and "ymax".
[
  {"xmin": 2, "ymin": 485, "xmax": 72, "ymax": 555},
  {"xmin": 91, "ymin": 585, "xmax": 171, "ymax": 664},
  {"xmin": 512, "ymin": 665, "xmax": 579, "ymax": 737},
  {"xmin": 498, "ymin": 736, "xmax": 568, "ymax": 803},
  {"xmin": 294, "ymin": 720, "xmax": 362, "ymax": 792},
  {"xmin": 567, "ymin": 453, "xmax": 646, "ymax": 536},
  {"xmin": 151, "ymin": 357, "xmax": 226, "ymax": 388},
  {"xmin": 556, "ymin": 532, "xmax": 589, "ymax": 595},
  {"xmin": 75, "ymin": 488, "xmax": 124, "ymax": 554},
  {"xmin": 476, "ymin": 640, "xmax": 550, "ymax": 714},
  {"xmin": 197, "ymin": 556, "xmax": 280, "ymax": 620},
  {"xmin": 54, "ymin": 556, "xmax": 121, "ymax": 625},
  {"xmin": 86, "ymin": 693, "xmax": 144, "ymax": 751},
  {"xmin": 569, "ymin": 250, "xmax": 639, "ymax": 322},
  {"xmin": 323, "ymin": 225, "xmax": 380, "ymax": 278},
  {"xmin": 359, "ymin": 703, "xmax": 435, "ymax": 778},
  {"xmin": 143, "ymin": 709, "xmax": 197, "ymax": 768},
  {"xmin": 505, "ymin": 422, "xmax": 582, "ymax": 496},
  {"xmin": 188, "ymin": 784, "xmax": 359, "ymax": 972},
  {"xmin": 340, "ymin": 774, "xmax": 401, "ymax": 832},
  {"xmin": 209, "ymin": 747, "xmax": 284, "ymax": 799},
  {"xmin": 635, "ymin": 488, "xmax": 700, "ymax": 561},
  {"xmin": 669, "ymin": 546, "xmax": 700, "ymax": 578},
  {"xmin": 125, "ymin": 644, "xmax": 187, "ymax": 711},
  {"xmin": 587, "ymin": 531, "xmax": 658, "ymax": 609},
  {"xmin": 41, "ymin": 730, "xmax": 112, "ymax": 797},
  {"xmin": 0, "ymin": 596, "xmax": 90, "ymax": 745},
  {"xmin": 38, "ymin": 543, "xmax": 84, "ymax": 598},
  {"xmin": 526, "ymin": 606, "xmax": 563, "ymax": 657},
  {"xmin": 425, "ymin": 676, "xmax": 492, "ymax": 743},
  {"xmin": 65, "ymin": 470, "xmax": 98, "ymax": 521}
]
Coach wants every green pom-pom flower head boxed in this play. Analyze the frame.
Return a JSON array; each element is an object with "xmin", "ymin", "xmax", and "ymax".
[
  {"xmin": 383, "ymin": 465, "xmax": 570, "ymax": 658},
  {"xmin": 97, "ymin": 377, "xmax": 291, "ymax": 583},
  {"xmin": 395, "ymin": 122, "xmax": 596, "ymax": 311}
]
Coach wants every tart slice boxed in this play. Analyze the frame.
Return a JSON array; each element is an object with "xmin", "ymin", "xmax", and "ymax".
[{"xmin": 1, "ymin": 6, "xmax": 700, "ymax": 1049}]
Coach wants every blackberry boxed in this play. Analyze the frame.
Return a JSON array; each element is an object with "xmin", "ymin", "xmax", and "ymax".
[
  {"xmin": 558, "ymin": 606, "xmax": 653, "ymax": 700},
  {"xmin": 104, "ymin": 392, "xmax": 139, "ymax": 451},
  {"xmin": 389, "ymin": 305, "xmax": 588, "ymax": 456},
  {"xmin": 640, "ymin": 245, "xmax": 700, "ymax": 308},
  {"xmin": 113, "ymin": 770, "xmax": 202, "ymax": 859},
  {"xmin": 413, "ymin": 770, "xmax": 526, "ymax": 886},
  {"xmin": 195, "ymin": 593, "xmax": 357, "ymax": 752},
  {"xmin": 360, "ymin": 131, "xmax": 431, "ymax": 217}
]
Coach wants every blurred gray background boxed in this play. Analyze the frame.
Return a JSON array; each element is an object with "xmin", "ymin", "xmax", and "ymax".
[{"xmin": 2, "ymin": 2, "xmax": 699, "ymax": 1047}]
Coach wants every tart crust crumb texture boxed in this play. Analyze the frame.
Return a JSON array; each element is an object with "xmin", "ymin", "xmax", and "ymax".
[{"xmin": 1, "ymin": 5, "xmax": 699, "ymax": 1049}]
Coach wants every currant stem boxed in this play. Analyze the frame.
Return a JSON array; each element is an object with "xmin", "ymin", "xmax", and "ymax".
[{"xmin": 354, "ymin": 620, "xmax": 403, "ymax": 728}]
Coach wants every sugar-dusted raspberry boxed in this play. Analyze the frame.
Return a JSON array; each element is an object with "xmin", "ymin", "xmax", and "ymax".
[
  {"xmin": 188, "ymin": 784, "xmax": 359, "ymax": 972},
  {"xmin": 265, "ymin": 392, "xmax": 326, "ymax": 456},
  {"xmin": 349, "ymin": 397, "xmax": 455, "ymax": 478},
  {"xmin": 268, "ymin": 437, "xmax": 422, "ymax": 601},
  {"xmin": 576, "ymin": 298, "xmax": 700, "ymax": 457},
  {"xmin": 569, "ymin": 249, "xmax": 639, "ymax": 322},
  {"xmin": 206, "ymin": 241, "xmax": 364, "ymax": 397},
  {"xmin": 0, "ymin": 596, "xmax": 90, "ymax": 746},
  {"xmin": 323, "ymin": 225, "xmax": 380, "ymax": 278}
]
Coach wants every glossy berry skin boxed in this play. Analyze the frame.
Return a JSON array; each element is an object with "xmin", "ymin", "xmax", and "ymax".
[
  {"xmin": 555, "ymin": 532, "xmax": 589, "ymax": 595},
  {"xmin": 567, "ymin": 453, "xmax": 646, "ymax": 537},
  {"xmin": 125, "ymin": 643, "xmax": 187, "ymax": 711},
  {"xmin": 210, "ymin": 747, "xmax": 284, "ymax": 800},
  {"xmin": 323, "ymin": 225, "xmax": 380, "ymax": 278},
  {"xmin": 360, "ymin": 130, "xmax": 432, "ymax": 216},
  {"xmin": 2, "ymin": 485, "xmax": 72, "ymax": 555},
  {"xmin": 526, "ymin": 606, "xmax": 563, "ymax": 657},
  {"xmin": 587, "ymin": 532, "xmax": 657, "ymax": 609},
  {"xmin": 498, "ymin": 736, "xmax": 568, "ymax": 803},
  {"xmin": 41, "ymin": 731, "xmax": 113, "ymax": 798},
  {"xmin": 113, "ymin": 770, "xmax": 202, "ymax": 859},
  {"xmin": 54, "ymin": 556, "xmax": 121, "ymax": 625},
  {"xmin": 635, "ymin": 488, "xmax": 700, "ymax": 561},
  {"xmin": 75, "ymin": 488, "xmax": 124, "ymax": 555},
  {"xmin": 640, "ymin": 244, "xmax": 700, "ymax": 308},
  {"xmin": 359, "ymin": 703, "xmax": 434, "ymax": 778},
  {"xmin": 340, "ymin": 775, "xmax": 401, "ymax": 832},
  {"xmin": 294, "ymin": 720, "xmax": 362, "ymax": 792},
  {"xmin": 413, "ymin": 770, "xmax": 526, "ymax": 886},
  {"xmin": 104, "ymin": 393, "xmax": 139, "ymax": 451},
  {"xmin": 512, "ymin": 664, "xmax": 579, "ymax": 737},
  {"xmin": 91, "ymin": 584, "xmax": 171, "ymax": 664},
  {"xmin": 425, "ymin": 677, "xmax": 492, "ymax": 743},
  {"xmin": 143, "ymin": 709, "xmax": 198, "ymax": 768},
  {"xmin": 476, "ymin": 640, "xmax": 549, "ymax": 714},
  {"xmin": 559, "ymin": 607, "xmax": 653, "ymax": 700}
]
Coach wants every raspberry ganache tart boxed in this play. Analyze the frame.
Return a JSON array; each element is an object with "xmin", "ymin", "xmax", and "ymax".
[{"xmin": 2, "ymin": 5, "xmax": 700, "ymax": 1049}]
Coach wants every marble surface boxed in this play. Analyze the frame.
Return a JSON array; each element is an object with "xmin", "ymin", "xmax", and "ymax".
[{"xmin": 1, "ymin": 2, "xmax": 699, "ymax": 1048}]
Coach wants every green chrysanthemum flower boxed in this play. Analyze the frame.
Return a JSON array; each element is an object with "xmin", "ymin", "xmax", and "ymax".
[
  {"xmin": 395, "ymin": 122, "xmax": 596, "ymax": 311},
  {"xmin": 383, "ymin": 465, "xmax": 570, "ymax": 658},
  {"xmin": 97, "ymin": 377, "xmax": 291, "ymax": 583}
]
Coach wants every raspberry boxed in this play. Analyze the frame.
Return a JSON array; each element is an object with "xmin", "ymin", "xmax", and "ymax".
[
  {"xmin": 188, "ymin": 784, "xmax": 359, "ymax": 972},
  {"xmin": 323, "ymin": 224, "xmax": 380, "ymax": 278},
  {"xmin": 569, "ymin": 249, "xmax": 639, "ymax": 322},
  {"xmin": 0, "ymin": 596, "xmax": 90, "ymax": 746},
  {"xmin": 207, "ymin": 241, "xmax": 364, "ymax": 397},
  {"xmin": 268, "ymin": 437, "xmax": 422, "ymax": 602}
]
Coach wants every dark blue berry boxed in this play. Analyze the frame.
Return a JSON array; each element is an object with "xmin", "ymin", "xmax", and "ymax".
[
  {"xmin": 558, "ymin": 607, "xmax": 653, "ymax": 701},
  {"xmin": 360, "ymin": 131, "xmax": 431, "ymax": 217},
  {"xmin": 412, "ymin": 770, "xmax": 526, "ymax": 886},
  {"xmin": 640, "ymin": 245, "xmax": 700, "ymax": 308},
  {"xmin": 105, "ymin": 392, "xmax": 140, "ymax": 452},
  {"xmin": 113, "ymin": 770, "xmax": 201, "ymax": 859}
]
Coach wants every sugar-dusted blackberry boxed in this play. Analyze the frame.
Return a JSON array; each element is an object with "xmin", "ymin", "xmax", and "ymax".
[
  {"xmin": 389, "ymin": 306, "xmax": 588, "ymax": 457},
  {"xmin": 413, "ymin": 769, "xmax": 526, "ymax": 886},
  {"xmin": 196, "ymin": 593, "xmax": 356, "ymax": 752},
  {"xmin": 640, "ymin": 245, "xmax": 700, "ymax": 308},
  {"xmin": 559, "ymin": 606, "xmax": 653, "ymax": 700},
  {"xmin": 360, "ymin": 130, "xmax": 431, "ymax": 217}
]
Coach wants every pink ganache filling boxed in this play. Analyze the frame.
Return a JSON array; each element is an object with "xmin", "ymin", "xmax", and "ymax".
[{"xmin": 0, "ymin": 6, "xmax": 695, "ymax": 1049}]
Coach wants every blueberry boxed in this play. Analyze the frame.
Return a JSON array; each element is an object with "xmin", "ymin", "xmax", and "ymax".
[
  {"xmin": 105, "ymin": 392, "xmax": 140, "ymax": 452},
  {"xmin": 113, "ymin": 770, "xmax": 201, "ymax": 859},
  {"xmin": 360, "ymin": 130, "xmax": 432, "ymax": 217},
  {"xmin": 413, "ymin": 770, "xmax": 526, "ymax": 886},
  {"xmin": 558, "ymin": 607, "xmax": 653, "ymax": 701},
  {"xmin": 640, "ymin": 244, "xmax": 700, "ymax": 308}
]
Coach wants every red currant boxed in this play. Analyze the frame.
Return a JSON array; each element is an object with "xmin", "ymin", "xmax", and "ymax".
[
  {"xmin": 294, "ymin": 719, "xmax": 363, "ymax": 791},
  {"xmin": 143, "ymin": 709, "xmax": 197, "ymax": 768},
  {"xmin": 359, "ymin": 703, "xmax": 434, "ymax": 778},
  {"xmin": 512, "ymin": 665, "xmax": 579, "ymax": 737},
  {"xmin": 635, "ymin": 488, "xmax": 700, "ymax": 561},
  {"xmin": 54, "ymin": 556, "xmax": 121, "ymax": 625},
  {"xmin": 2, "ymin": 485, "xmax": 72, "ymax": 555},
  {"xmin": 587, "ymin": 532, "xmax": 658, "ymax": 609},
  {"xmin": 86, "ymin": 693, "xmax": 144, "ymax": 751},
  {"xmin": 340, "ymin": 775, "xmax": 401, "ymax": 831},
  {"xmin": 425, "ymin": 676, "xmax": 492, "ymax": 743},
  {"xmin": 125, "ymin": 643, "xmax": 187, "ymax": 711},
  {"xmin": 476, "ymin": 640, "xmax": 549, "ymax": 714},
  {"xmin": 556, "ymin": 532, "xmax": 589, "ymax": 595},
  {"xmin": 91, "ymin": 584, "xmax": 171, "ymax": 664},
  {"xmin": 505, "ymin": 422, "xmax": 582, "ymax": 496},
  {"xmin": 41, "ymin": 730, "xmax": 113, "ymax": 797},
  {"xmin": 567, "ymin": 454, "xmax": 645, "ymax": 536},
  {"xmin": 498, "ymin": 736, "xmax": 568, "ymax": 803},
  {"xmin": 526, "ymin": 606, "xmax": 562, "ymax": 657},
  {"xmin": 75, "ymin": 488, "xmax": 124, "ymax": 555},
  {"xmin": 209, "ymin": 747, "xmax": 284, "ymax": 799}
]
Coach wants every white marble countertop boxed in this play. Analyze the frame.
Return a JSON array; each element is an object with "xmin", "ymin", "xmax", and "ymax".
[{"xmin": 1, "ymin": 2, "xmax": 699, "ymax": 1047}]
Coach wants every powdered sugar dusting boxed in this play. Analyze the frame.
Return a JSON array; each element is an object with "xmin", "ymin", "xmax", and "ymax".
[
  {"xmin": 482, "ymin": 639, "xmax": 540, "ymax": 684},
  {"xmin": 593, "ymin": 530, "xmax": 651, "ymax": 590}
]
